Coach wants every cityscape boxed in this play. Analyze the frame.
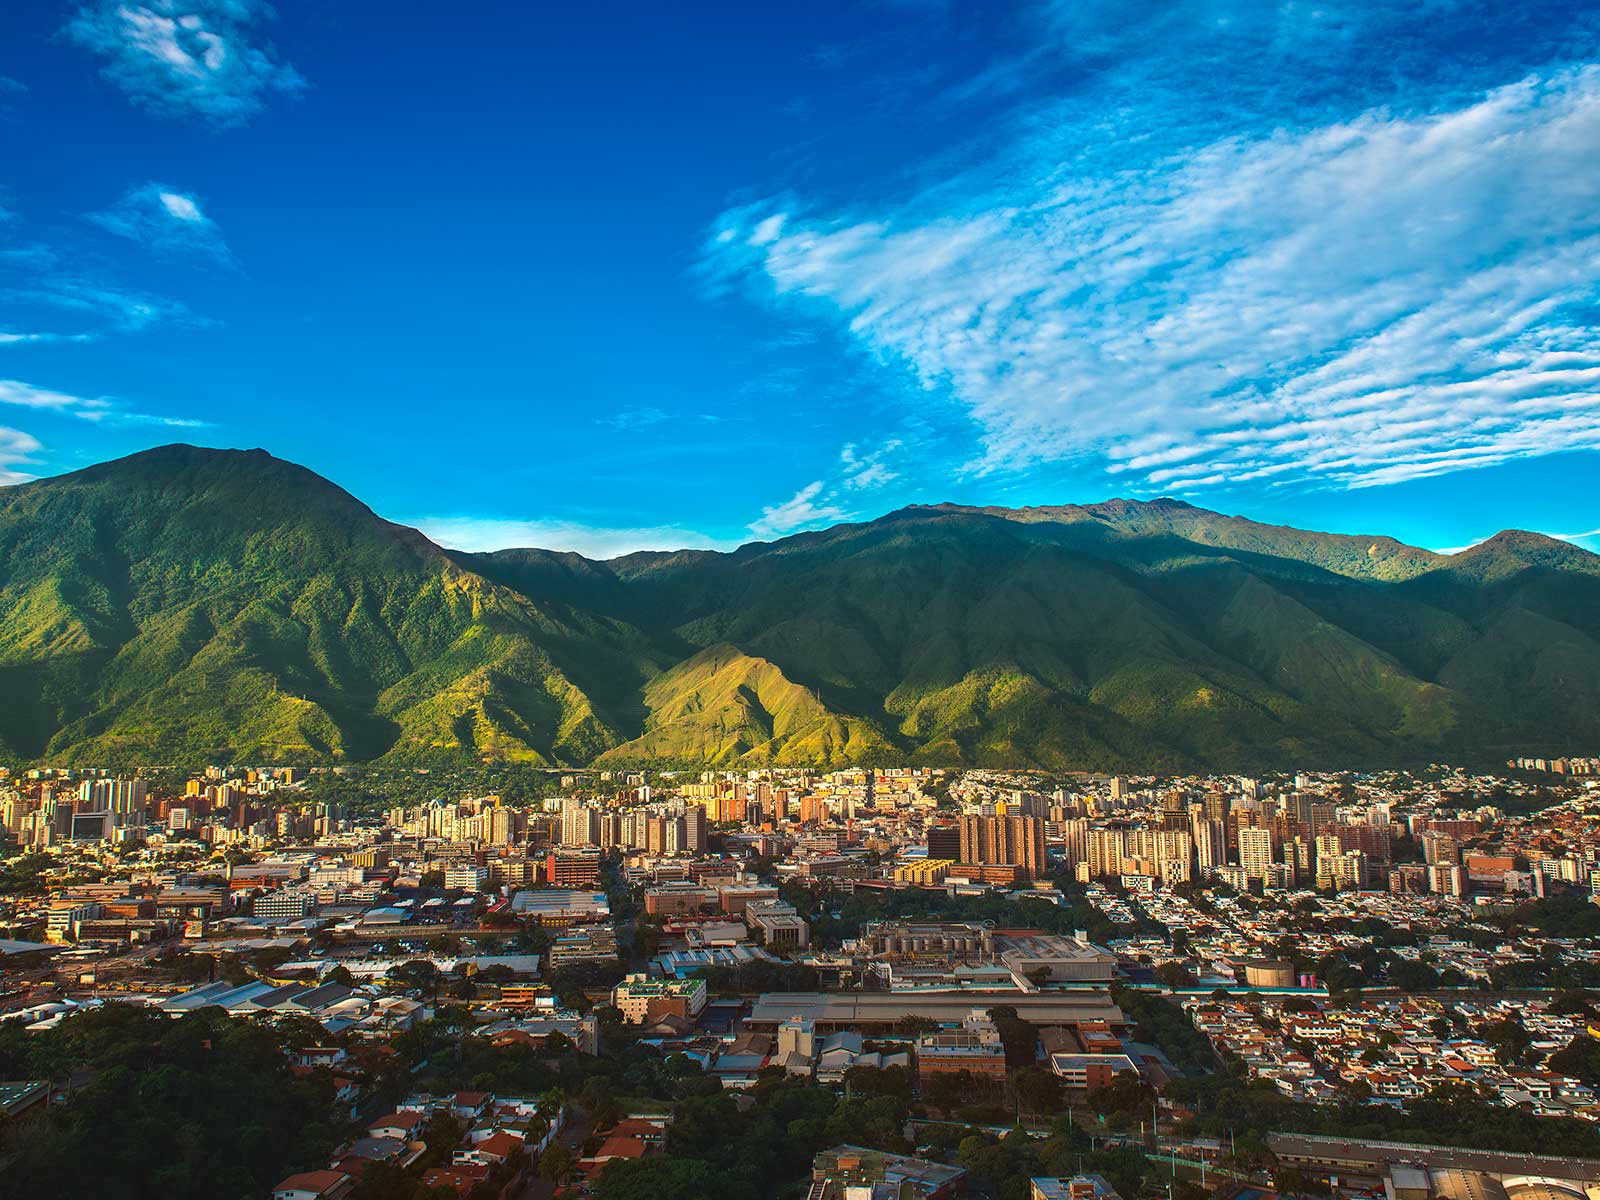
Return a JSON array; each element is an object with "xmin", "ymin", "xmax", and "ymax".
[
  {"xmin": 5, "ymin": 0, "xmax": 1600, "ymax": 1198},
  {"xmin": 5, "ymin": 758, "xmax": 1600, "ymax": 1199}
]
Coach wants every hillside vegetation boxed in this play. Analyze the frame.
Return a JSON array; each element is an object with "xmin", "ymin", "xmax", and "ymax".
[{"xmin": 2, "ymin": 444, "xmax": 1596, "ymax": 768}]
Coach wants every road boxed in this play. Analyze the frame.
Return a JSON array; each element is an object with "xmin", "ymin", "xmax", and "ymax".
[{"xmin": 516, "ymin": 1106, "xmax": 593, "ymax": 1200}]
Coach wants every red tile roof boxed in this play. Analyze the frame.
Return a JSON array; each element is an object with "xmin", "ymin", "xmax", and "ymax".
[
  {"xmin": 274, "ymin": 1169, "xmax": 350, "ymax": 1196},
  {"xmin": 592, "ymin": 1136, "xmax": 648, "ymax": 1160}
]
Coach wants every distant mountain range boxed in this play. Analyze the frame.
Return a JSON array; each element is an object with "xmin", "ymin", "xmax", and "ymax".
[{"xmin": 1, "ymin": 444, "xmax": 1596, "ymax": 770}]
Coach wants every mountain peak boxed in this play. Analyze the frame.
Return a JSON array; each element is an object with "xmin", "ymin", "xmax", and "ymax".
[
  {"xmin": 1476, "ymin": 529, "xmax": 1573, "ymax": 550},
  {"xmin": 1456, "ymin": 528, "xmax": 1591, "ymax": 557},
  {"xmin": 1446, "ymin": 528, "xmax": 1599, "ymax": 577}
]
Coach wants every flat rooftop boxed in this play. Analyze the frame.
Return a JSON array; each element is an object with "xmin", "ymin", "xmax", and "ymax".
[
  {"xmin": 748, "ymin": 990, "xmax": 1123, "ymax": 1028},
  {"xmin": 510, "ymin": 890, "xmax": 610, "ymax": 914},
  {"xmin": 1268, "ymin": 1133, "xmax": 1600, "ymax": 1181}
]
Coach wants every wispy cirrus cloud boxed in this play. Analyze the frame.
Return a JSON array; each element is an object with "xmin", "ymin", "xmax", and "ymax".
[
  {"xmin": 90, "ymin": 183, "xmax": 234, "ymax": 266},
  {"xmin": 63, "ymin": 0, "xmax": 303, "ymax": 127},
  {"xmin": 0, "ymin": 277, "xmax": 190, "ymax": 335},
  {"xmin": 748, "ymin": 480, "xmax": 851, "ymax": 540},
  {"xmin": 0, "ymin": 195, "xmax": 198, "ymax": 347},
  {"xmin": 1547, "ymin": 526, "xmax": 1600, "ymax": 550},
  {"xmin": 705, "ymin": 4, "xmax": 1600, "ymax": 500},
  {"xmin": 0, "ymin": 331, "xmax": 96, "ymax": 346},
  {"xmin": 413, "ymin": 515, "xmax": 736, "ymax": 559},
  {"xmin": 840, "ymin": 438, "xmax": 901, "ymax": 490},
  {"xmin": 749, "ymin": 438, "xmax": 908, "ymax": 538},
  {"xmin": 597, "ymin": 406, "xmax": 669, "ymax": 431},
  {"xmin": 0, "ymin": 378, "xmax": 208, "ymax": 429},
  {"xmin": 0, "ymin": 210, "xmax": 192, "ymax": 338}
]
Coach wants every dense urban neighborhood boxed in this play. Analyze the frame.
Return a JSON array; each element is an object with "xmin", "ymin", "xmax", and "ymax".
[{"xmin": 5, "ymin": 760, "xmax": 1600, "ymax": 1198}]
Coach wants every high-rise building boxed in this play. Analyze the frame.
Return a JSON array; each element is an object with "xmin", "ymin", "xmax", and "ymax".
[
  {"xmin": 483, "ymin": 805, "xmax": 520, "ymax": 845},
  {"xmin": 1239, "ymin": 827, "xmax": 1274, "ymax": 881},
  {"xmin": 1087, "ymin": 827, "xmax": 1128, "ymax": 878},
  {"xmin": 959, "ymin": 813, "xmax": 1046, "ymax": 879},
  {"xmin": 927, "ymin": 825, "xmax": 961, "ymax": 861},
  {"xmin": 1331, "ymin": 821, "xmax": 1390, "ymax": 861},
  {"xmin": 1059, "ymin": 817, "xmax": 1089, "ymax": 869},
  {"xmin": 684, "ymin": 805, "xmax": 707, "ymax": 854},
  {"xmin": 561, "ymin": 797, "xmax": 597, "ymax": 846},
  {"xmin": 1422, "ymin": 832, "xmax": 1461, "ymax": 865},
  {"xmin": 1193, "ymin": 818, "xmax": 1225, "ymax": 871},
  {"xmin": 1324, "ymin": 847, "xmax": 1367, "ymax": 891}
]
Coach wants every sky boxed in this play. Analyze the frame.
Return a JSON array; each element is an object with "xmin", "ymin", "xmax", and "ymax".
[{"xmin": 2, "ymin": 0, "xmax": 1600, "ymax": 558}]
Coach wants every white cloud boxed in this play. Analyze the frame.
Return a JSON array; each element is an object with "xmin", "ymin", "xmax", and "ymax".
[
  {"xmin": 158, "ymin": 191, "xmax": 202, "ymax": 221},
  {"xmin": 63, "ymin": 0, "xmax": 303, "ymax": 127},
  {"xmin": 744, "ymin": 440, "xmax": 904, "ymax": 540},
  {"xmin": 0, "ymin": 331, "xmax": 96, "ymax": 346},
  {"xmin": 839, "ymin": 439, "xmax": 902, "ymax": 489},
  {"xmin": 596, "ymin": 406, "xmax": 669, "ymax": 430},
  {"xmin": 90, "ymin": 183, "xmax": 233, "ymax": 265},
  {"xmin": 1548, "ymin": 525, "xmax": 1600, "ymax": 549},
  {"xmin": 748, "ymin": 480, "xmax": 852, "ymax": 539},
  {"xmin": 705, "ymin": 64, "xmax": 1600, "ymax": 496},
  {"xmin": 0, "ymin": 425, "xmax": 42, "ymax": 486},
  {"xmin": 0, "ymin": 379, "xmax": 113, "ymax": 420},
  {"xmin": 0, "ymin": 279, "xmax": 188, "ymax": 333},
  {"xmin": 413, "ymin": 516, "xmax": 737, "ymax": 559},
  {"xmin": 0, "ymin": 378, "xmax": 206, "ymax": 428}
]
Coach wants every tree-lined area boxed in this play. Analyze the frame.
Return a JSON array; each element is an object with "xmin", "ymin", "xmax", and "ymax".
[{"xmin": 0, "ymin": 1006, "xmax": 343, "ymax": 1200}]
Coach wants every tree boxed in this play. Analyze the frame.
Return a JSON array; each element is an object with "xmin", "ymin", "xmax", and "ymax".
[
  {"xmin": 988, "ymin": 1009, "xmax": 1040, "ymax": 1068},
  {"xmin": 1089, "ymin": 1071, "xmax": 1154, "ymax": 1118},
  {"xmin": 1, "ymin": 1004, "xmax": 345, "ymax": 1199},
  {"xmin": 1549, "ymin": 1036, "xmax": 1600, "ymax": 1086},
  {"xmin": 0, "ymin": 852, "xmax": 54, "ymax": 895},
  {"xmin": 594, "ymin": 1159, "xmax": 722, "ymax": 1200},
  {"xmin": 1387, "ymin": 958, "xmax": 1441, "ymax": 991},
  {"xmin": 1014, "ymin": 1066, "xmax": 1065, "ymax": 1114},
  {"xmin": 539, "ymin": 1143, "xmax": 575, "ymax": 1184},
  {"xmin": 1154, "ymin": 962, "xmax": 1198, "ymax": 988},
  {"xmin": 392, "ymin": 960, "xmax": 439, "ymax": 997},
  {"xmin": 925, "ymin": 1069, "xmax": 979, "ymax": 1112},
  {"xmin": 1482, "ymin": 1018, "xmax": 1532, "ymax": 1066},
  {"xmin": 1550, "ymin": 989, "xmax": 1596, "ymax": 1017}
]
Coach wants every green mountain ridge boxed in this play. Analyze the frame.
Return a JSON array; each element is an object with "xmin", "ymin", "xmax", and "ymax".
[{"xmin": 1, "ymin": 444, "xmax": 1596, "ymax": 769}]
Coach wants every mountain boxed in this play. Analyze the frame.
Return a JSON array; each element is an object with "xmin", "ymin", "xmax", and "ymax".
[
  {"xmin": 2, "ymin": 444, "xmax": 1597, "ymax": 769},
  {"xmin": 0, "ymin": 446, "xmax": 658, "ymax": 764}
]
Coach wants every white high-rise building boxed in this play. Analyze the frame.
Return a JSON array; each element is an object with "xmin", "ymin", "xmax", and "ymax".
[{"xmin": 1239, "ymin": 827, "xmax": 1273, "ymax": 881}]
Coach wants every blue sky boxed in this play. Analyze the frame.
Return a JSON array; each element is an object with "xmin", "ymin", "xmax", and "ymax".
[{"xmin": 2, "ymin": 0, "xmax": 1599, "ymax": 557}]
